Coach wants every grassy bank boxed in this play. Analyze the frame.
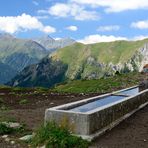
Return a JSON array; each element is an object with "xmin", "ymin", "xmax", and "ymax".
[{"xmin": 52, "ymin": 72, "xmax": 144, "ymax": 94}]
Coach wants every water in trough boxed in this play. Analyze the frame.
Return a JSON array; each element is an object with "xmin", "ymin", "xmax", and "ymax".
[{"xmin": 69, "ymin": 87, "xmax": 139, "ymax": 113}]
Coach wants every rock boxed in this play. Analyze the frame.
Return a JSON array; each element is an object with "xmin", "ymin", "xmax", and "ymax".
[
  {"xmin": 19, "ymin": 135, "xmax": 33, "ymax": 142},
  {"xmin": 144, "ymin": 139, "xmax": 147, "ymax": 142},
  {"xmin": 50, "ymin": 102, "xmax": 54, "ymax": 105},
  {"xmin": 5, "ymin": 138, "xmax": 10, "ymax": 142},
  {"xmin": 37, "ymin": 145, "xmax": 45, "ymax": 148},
  {"xmin": 2, "ymin": 122, "xmax": 21, "ymax": 129},
  {"xmin": 11, "ymin": 141, "xmax": 15, "ymax": 145},
  {"xmin": 2, "ymin": 135, "xmax": 8, "ymax": 138}
]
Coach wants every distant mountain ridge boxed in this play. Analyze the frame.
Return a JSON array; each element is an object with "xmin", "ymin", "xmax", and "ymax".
[
  {"xmin": 34, "ymin": 35, "xmax": 75, "ymax": 52},
  {"xmin": 0, "ymin": 33, "xmax": 76, "ymax": 84},
  {"xmin": 8, "ymin": 38, "xmax": 148, "ymax": 88},
  {"xmin": 0, "ymin": 33, "xmax": 49, "ymax": 83}
]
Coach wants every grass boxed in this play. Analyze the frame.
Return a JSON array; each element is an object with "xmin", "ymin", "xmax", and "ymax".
[
  {"xmin": 0, "ymin": 105, "xmax": 9, "ymax": 111},
  {"xmin": 31, "ymin": 122, "xmax": 89, "ymax": 148},
  {"xmin": 52, "ymin": 72, "xmax": 144, "ymax": 94},
  {"xmin": 0, "ymin": 98, "xmax": 4, "ymax": 104},
  {"xmin": 19, "ymin": 99, "xmax": 29, "ymax": 105}
]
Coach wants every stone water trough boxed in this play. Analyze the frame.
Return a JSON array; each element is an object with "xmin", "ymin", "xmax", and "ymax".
[{"xmin": 45, "ymin": 85, "xmax": 148, "ymax": 141}]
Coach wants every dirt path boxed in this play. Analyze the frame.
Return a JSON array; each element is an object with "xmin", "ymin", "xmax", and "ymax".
[{"xmin": 91, "ymin": 105, "xmax": 148, "ymax": 148}]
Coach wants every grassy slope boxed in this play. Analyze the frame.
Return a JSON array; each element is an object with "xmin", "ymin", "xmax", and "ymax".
[
  {"xmin": 51, "ymin": 39, "xmax": 148, "ymax": 79},
  {"xmin": 52, "ymin": 73, "xmax": 144, "ymax": 94}
]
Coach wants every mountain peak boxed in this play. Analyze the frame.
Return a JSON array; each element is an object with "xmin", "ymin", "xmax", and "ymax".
[
  {"xmin": 0, "ymin": 33, "xmax": 14, "ymax": 39},
  {"xmin": 39, "ymin": 35, "xmax": 55, "ymax": 41}
]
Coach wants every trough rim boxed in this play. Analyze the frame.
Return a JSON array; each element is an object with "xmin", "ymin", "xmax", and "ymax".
[{"xmin": 45, "ymin": 85, "xmax": 144, "ymax": 115}]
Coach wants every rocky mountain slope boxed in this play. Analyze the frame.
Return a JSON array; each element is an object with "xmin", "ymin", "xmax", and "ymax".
[
  {"xmin": 8, "ymin": 58, "xmax": 67, "ymax": 87},
  {"xmin": 34, "ymin": 35, "xmax": 75, "ymax": 52},
  {"xmin": 8, "ymin": 39, "xmax": 148, "ymax": 87}
]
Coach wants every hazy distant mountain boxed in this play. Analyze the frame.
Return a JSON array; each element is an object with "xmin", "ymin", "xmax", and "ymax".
[
  {"xmin": 34, "ymin": 35, "xmax": 75, "ymax": 52},
  {"xmin": 0, "ymin": 62, "xmax": 17, "ymax": 84},
  {"xmin": 8, "ymin": 38, "xmax": 148, "ymax": 88},
  {"xmin": 0, "ymin": 33, "xmax": 49, "ymax": 83},
  {"xmin": 0, "ymin": 34, "xmax": 48, "ymax": 66}
]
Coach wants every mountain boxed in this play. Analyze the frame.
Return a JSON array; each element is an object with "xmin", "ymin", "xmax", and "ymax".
[
  {"xmin": 7, "ymin": 39, "xmax": 148, "ymax": 88},
  {"xmin": 34, "ymin": 35, "xmax": 75, "ymax": 52},
  {"xmin": 0, "ymin": 33, "xmax": 49, "ymax": 83},
  {"xmin": 0, "ymin": 62, "xmax": 17, "ymax": 84},
  {"xmin": 8, "ymin": 58, "xmax": 67, "ymax": 87}
]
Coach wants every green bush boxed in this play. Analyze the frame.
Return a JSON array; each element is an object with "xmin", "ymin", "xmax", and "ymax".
[
  {"xmin": 0, "ymin": 123, "xmax": 14, "ymax": 135},
  {"xmin": 31, "ymin": 122, "xmax": 89, "ymax": 148}
]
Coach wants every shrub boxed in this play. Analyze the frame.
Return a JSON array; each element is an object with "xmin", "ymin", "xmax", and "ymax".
[
  {"xmin": 0, "ymin": 123, "xmax": 14, "ymax": 135},
  {"xmin": 31, "ymin": 122, "xmax": 89, "ymax": 148}
]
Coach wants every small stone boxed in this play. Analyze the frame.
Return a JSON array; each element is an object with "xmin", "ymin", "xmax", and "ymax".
[
  {"xmin": 144, "ymin": 139, "xmax": 147, "ymax": 142},
  {"xmin": 2, "ymin": 122, "xmax": 21, "ymax": 129},
  {"xmin": 9, "ymin": 122, "xmax": 20, "ymax": 129},
  {"xmin": 5, "ymin": 138, "xmax": 10, "ymax": 142},
  {"xmin": 40, "ymin": 145, "xmax": 45, "ymax": 148},
  {"xmin": 37, "ymin": 145, "xmax": 45, "ymax": 148},
  {"xmin": 19, "ymin": 135, "xmax": 33, "ymax": 142},
  {"xmin": 2, "ymin": 135, "xmax": 8, "ymax": 138},
  {"xmin": 11, "ymin": 141, "xmax": 15, "ymax": 145},
  {"xmin": 50, "ymin": 102, "xmax": 54, "ymax": 105}
]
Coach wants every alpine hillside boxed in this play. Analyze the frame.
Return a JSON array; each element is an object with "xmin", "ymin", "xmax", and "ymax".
[{"xmin": 8, "ymin": 39, "xmax": 148, "ymax": 87}]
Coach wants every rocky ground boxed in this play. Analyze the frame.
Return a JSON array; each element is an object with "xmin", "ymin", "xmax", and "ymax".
[{"xmin": 0, "ymin": 87, "xmax": 148, "ymax": 148}]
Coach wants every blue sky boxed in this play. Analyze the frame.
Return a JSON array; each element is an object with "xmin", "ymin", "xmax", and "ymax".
[{"xmin": 0, "ymin": 0, "xmax": 148, "ymax": 43}]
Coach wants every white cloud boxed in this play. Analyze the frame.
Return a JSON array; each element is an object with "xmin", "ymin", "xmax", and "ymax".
[
  {"xmin": 33, "ymin": 1, "xmax": 39, "ymax": 6},
  {"xmin": 66, "ymin": 25, "xmax": 78, "ymax": 31},
  {"xmin": 132, "ymin": 35, "xmax": 148, "ymax": 40},
  {"xmin": 48, "ymin": 3, "xmax": 99, "ymax": 20},
  {"xmin": 42, "ymin": 26, "xmax": 56, "ymax": 33},
  {"xmin": 0, "ymin": 13, "xmax": 56, "ymax": 34},
  {"xmin": 97, "ymin": 25, "xmax": 120, "ymax": 32},
  {"xmin": 131, "ymin": 20, "xmax": 148, "ymax": 29},
  {"xmin": 71, "ymin": 0, "xmax": 148, "ymax": 13},
  {"xmin": 78, "ymin": 34, "xmax": 127, "ymax": 44}
]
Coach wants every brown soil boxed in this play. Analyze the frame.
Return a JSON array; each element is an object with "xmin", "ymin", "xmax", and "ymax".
[{"xmin": 0, "ymin": 87, "xmax": 148, "ymax": 148}]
